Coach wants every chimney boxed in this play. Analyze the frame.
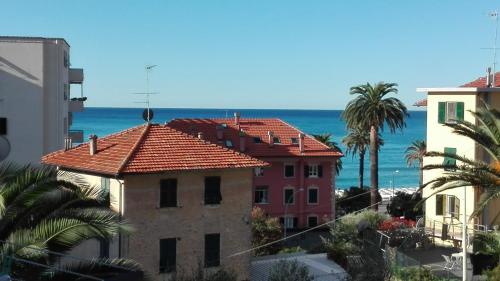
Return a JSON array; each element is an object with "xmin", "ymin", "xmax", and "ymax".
[
  {"xmin": 216, "ymin": 125, "xmax": 224, "ymax": 140},
  {"xmin": 64, "ymin": 137, "xmax": 72, "ymax": 151},
  {"xmin": 299, "ymin": 133, "xmax": 305, "ymax": 153},
  {"xmin": 89, "ymin": 134, "xmax": 97, "ymax": 155},
  {"xmin": 239, "ymin": 130, "xmax": 246, "ymax": 152},
  {"xmin": 198, "ymin": 132, "xmax": 204, "ymax": 140},
  {"xmin": 234, "ymin": 112, "xmax": 241, "ymax": 126},
  {"xmin": 487, "ymin": 67, "xmax": 492, "ymax": 88},
  {"xmin": 268, "ymin": 131, "xmax": 274, "ymax": 147}
]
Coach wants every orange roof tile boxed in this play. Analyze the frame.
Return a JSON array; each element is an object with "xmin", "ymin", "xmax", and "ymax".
[
  {"xmin": 461, "ymin": 72, "xmax": 500, "ymax": 88},
  {"xmin": 42, "ymin": 124, "xmax": 268, "ymax": 176},
  {"xmin": 167, "ymin": 118, "xmax": 342, "ymax": 158}
]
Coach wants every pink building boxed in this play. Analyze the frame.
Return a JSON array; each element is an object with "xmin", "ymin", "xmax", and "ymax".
[{"xmin": 167, "ymin": 114, "xmax": 342, "ymax": 229}]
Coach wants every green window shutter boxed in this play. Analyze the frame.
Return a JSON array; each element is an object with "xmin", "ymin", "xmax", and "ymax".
[
  {"xmin": 436, "ymin": 194, "xmax": 444, "ymax": 215},
  {"xmin": 454, "ymin": 197, "xmax": 460, "ymax": 219},
  {"xmin": 443, "ymin": 147, "xmax": 457, "ymax": 170},
  {"xmin": 438, "ymin": 102, "xmax": 446, "ymax": 124},
  {"xmin": 456, "ymin": 102, "xmax": 464, "ymax": 121}
]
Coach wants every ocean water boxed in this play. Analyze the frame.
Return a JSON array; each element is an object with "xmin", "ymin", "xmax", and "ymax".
[{"xmin": 72, "ymin": 108, "xmax": 426, "ymax": 189}]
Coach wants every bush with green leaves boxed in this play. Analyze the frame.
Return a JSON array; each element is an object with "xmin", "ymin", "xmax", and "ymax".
[
  {"xmin": 168, "ymin": 263, "xmax": 237, "ymax": 281},
  {"xmin": 473, "ymin": 231, "xmax": 500, "ymax": 257},
  {"xmin": 278, "ymin": 246, "xmax": 303, "ymax": 254},
  {"xmin": 386, "ymin": 191, "xmax": 423, "ymax": 220},
  {"xmin": 485, "ymin": 263, "xmax": 500, "ymax": 281},
  {"xmin": 268, "ymin": 260, "xmax": 313, "ymax": 281},
  {"xmin": 251, "ymin": 207, "xmax": 282, "ymax": 256},
  {"xmin": 391, "ymin": 266, "xmax": 452, "ymax": 281},
  {"xmin": 336, "ymin": 187, "xmax": 382, "ymax": 216}
]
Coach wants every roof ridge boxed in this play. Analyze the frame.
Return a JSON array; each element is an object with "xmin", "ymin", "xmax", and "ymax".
[
  {"xmin": 276, "ymin": 119, "xmax": 334, "ymax": 151},
  {"xmin": 117, "ymin": 124, "xmax": 151, "ymax": 175}
]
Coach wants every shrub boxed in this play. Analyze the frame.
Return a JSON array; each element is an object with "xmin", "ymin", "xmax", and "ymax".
[
  {"xmin": 391, "ymin": 266, "xmax": 451, "ymax": 281},
  {"xmin": 473, "ymin": 231, "xmax": 500, "ymax": 257},
  {"xmin": 337, "ymin": 187, "xmax": 382, "ymax": 215},
  {"xmin": 169, "ymin": 264, "xmax": 237, "ymax": 281},
  {"xmin": 386, "ymin": 191, "xmax": 423, "ymax": 220},
  {"xmin": 268, "ymin": 260, "xmax": 313, "ymax": 281},
  {"xmin": 278, "ymin": 246, "xmax": 303, "ymax": 254},
  {"xmin": 251, "ymin": 207, "xmax": 283, "ymax": 256},
  {"xmin": 485, "ymin": 264, "xmax": 500, "ymax": 281}
]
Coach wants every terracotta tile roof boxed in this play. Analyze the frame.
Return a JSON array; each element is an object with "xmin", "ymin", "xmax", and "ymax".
[
  {"xmin": 413, "ymin": 99, "xmax": 427, "ymax": 107},
  {"xmin": 167, "ymin": 118, "xmax": 342, "ymax": 158},
  {"xmin": 42, "ymin": 124, "xmax": 268, "ymax": 176},
  {"xmin": 461, "ymin": 72, "xmax": 500, "ymax": 87}
]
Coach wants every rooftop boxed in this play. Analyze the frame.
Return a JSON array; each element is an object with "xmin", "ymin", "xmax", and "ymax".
[
  {"xmin": 0, "ymin": 36, "xmax": 70, "ymax": 46},
  {"xmin": 42, "ymin": 124, "xmax": 268, "ymax": 176},
  {"xmin": 167, "ymin": 118, "xmax": 342, "ymax": 158}
]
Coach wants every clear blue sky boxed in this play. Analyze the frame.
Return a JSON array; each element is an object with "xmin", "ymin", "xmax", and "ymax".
[{"xmin": 2, "ymin": 0, "xmax": 499, "ymax": 109}]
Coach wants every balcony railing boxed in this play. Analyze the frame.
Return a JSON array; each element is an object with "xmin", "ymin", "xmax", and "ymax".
[
  {"xmin": 68, "ymin": 130, "xmax": 84, "ymax": 144},
  {"xmin": 69, "ymin": 99, "xmax": 84, "ymax": 112}
]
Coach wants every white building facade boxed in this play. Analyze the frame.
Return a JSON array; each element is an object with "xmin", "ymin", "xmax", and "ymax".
[{"xmin": 0, "ymin": 36, "xmax": 85, "ymax": 166}]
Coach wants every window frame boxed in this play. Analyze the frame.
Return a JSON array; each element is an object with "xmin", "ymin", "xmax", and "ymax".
[
  {"xmin": 283, "ymin": 187, "xmax": 295, "ymax": 205},
  {"xmin": 443, "ymin": 147, "xmax": 457, "ymax": 171},
  {"xmin": 282, "ymin": 216, "xmax": 296, "ymax": 229},
  {"xmin": 273, "ymin": 136, "xmax": 281, "ymax": 144},
  {"xmin": 159, "ymin": 238, "xmax": 176, "ymax": 273},
  {"xmin": 160, "ymin": 178, "xmax": 178, "ymax": 208},
  {"xmin": 307, "ymin": 187, "xmax": 319, "ymax": 205},
  {"xmin": 254, "ymin": 167, "xmax": 264, "ymax": 177},
  {"xmin": 284, "ymin": 163, "xmax": 295, "ymax": 178},
  {"xmin": 254, "ymin": 186, "xmax": 269, "ymax": 204},
  {"xmin": 204, "ymin": 233, "xmax": 220, "ymax": 268},
  {"xmin": 308, "ymin": 164, "xmax": 319, "ymax": 178},
  {"xmin": 291, "ymin": 137, "xmax": 299, "ymax": 144}
]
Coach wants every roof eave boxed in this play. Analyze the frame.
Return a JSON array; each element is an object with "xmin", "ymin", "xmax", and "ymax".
[{"xmin": 417, "ymin": 87, "xmax": 500, "ymax": 93}]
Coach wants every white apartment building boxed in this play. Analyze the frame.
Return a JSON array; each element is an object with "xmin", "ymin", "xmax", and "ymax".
[{"xmin": 0, "ymin": 36, "xmax": 85, "ymax": 166}]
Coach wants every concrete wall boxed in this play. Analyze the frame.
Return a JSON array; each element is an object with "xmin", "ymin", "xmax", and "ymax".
[
  {"xmin": 423, "ymin": 92, "xmax": 478, "ymax": 225},
  {"xmin": 0, "ymin": 38, "xmax": 70, "ymax": 166},
  {"xmin": 253, "ymin": 158, "xmax": 334, "ymax": 228},
  {"xmin": 122, "ymin": 168, "xmax": 253, "ymax": 281}
]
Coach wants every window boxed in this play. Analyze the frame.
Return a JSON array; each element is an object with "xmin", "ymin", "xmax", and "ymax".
[
  {"xmin": 225, "ymin": 140, "xmax": 233, "ymax": 148},
  {"xmin": 63, "ymin": 51, "xmax": 69, "ymax": 68},
  {"xmin": 436, "ymin": 194, "xmax": 444, "ymax": 216},
  {"xmin": 305, "ymin": 164, "xmax": 323, "ymax": 178},
  {"xmin": 254, "ymin": 167, "xmax": 264, "ymax": 177},
  {"xmin": 254, "ymin": 137, "xmax": 262, "ymax": 143},
  {"xmin": 205, "ymin": 234, "xmax": 220, "ymax": 267},
  {"xmin": 205, "ymin": 176, "xmax": 222, "ymax": 205},
  {"xmin": 284, "ymin": 164, "xmax": 295, "ymax": 178},
  {"xmin": 291, "ymin": 137, "xmax": 299, "ymax": 144},
  {"xmin": 99, "ymin": 239, "xmax": 109, "ymax": 258},
  {"xmin": 63, "ymin": 84, "xmax": 69, "ymax": 100},
  {"xmin": 443, "ymin": 147, "xmax": 457, "ymax": 171},
  {"xmin": 438, "ymin": 102, "xmax": 464, "ymax": 124},
  {"xmin": 284, "ymin": 188, "xmax": 294, "ymax": 205},
  {"xmin": 280, "ymin": 217, "xmax": 298, "ymax": 229},
  {"xmin": 447, "ymin": 195, "xmax": 460, "ymax": 219},
  {"xmin": 308, "ymin": 188, "xmax": 318, "ymax": 204},
  {"xmin": 273, "ymin": 137, "xmax": 281, "ymax": 144},
  {"xmin": 160, "ymin": 238, "xmax": 176, "ymax": 273},
  {"xmin": 254, "ymin": 186, "xmax": 269, "ymax": 204},
  {"xmin": 160, "ymin": 179, "xmax": 177, "ymax": 208},
  {"xmin": 101, "ymin": 177, "xmax": 110, "ymax": 201},
  {"xmin": 308, "ymin": 216, "xmax": 318, "ymax": 227}
]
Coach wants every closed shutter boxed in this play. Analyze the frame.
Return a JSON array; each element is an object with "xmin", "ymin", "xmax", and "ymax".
[
  {"xmin": 438, "ymin": 102, "xmax": 446, "ymax": 124},
  {"xmin": 454, "ymin": 197, "xmax": 460, "ymax": 219},
  {"xmin": 160, "ymin": 179, "xmax": 177, "ymax": 208},
  {"xmin": 443, "ymin": 147, "xmax": 457, "ymax": 170},
  {"xmin": 456, "ymin": 102, "xmax": 464, "ymax": 121},
  {"xmin": 205, "ymin": 234, "xmax": 220, "ymax": 267},
  {"xmin": 304, "ymin": 165, "xmax": 309, "ymax": 178},
  {"xmin": 160, "ymin": 238, "xmax": 176, "ymax": 273},
  {"xmin": 318, "ymin": 165, "xmax": 323, "ymax": 177},
  {"xmin": 436, "ymin": 194, "xmax": 444, "ymax": 215}
]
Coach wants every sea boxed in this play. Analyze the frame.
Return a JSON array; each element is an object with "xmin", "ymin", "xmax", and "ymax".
[{"xmin": 72, "ymin": 108, "xmax": 426, "ymax": 190}]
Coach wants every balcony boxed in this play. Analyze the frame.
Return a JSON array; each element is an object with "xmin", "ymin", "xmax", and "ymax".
[
  {"xmin": 69, "ymin": 99, "xmax": 85, "ymax": 112},
  {"xmin": 68, "ymin": 130, "xmax": 84, "ymax": 143},
  {"xmin": 69, "ymin": 68, "xmax": 84, "ymax": 84}
]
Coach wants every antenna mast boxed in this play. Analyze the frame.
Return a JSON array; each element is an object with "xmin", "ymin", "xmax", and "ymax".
[
  {"xmin": 491, "ymin": 11, "xmax": 498, "ymax": 86},
  {"xmin": 145, "ymin": 64, "xmax": 157, "ymax": 122}
]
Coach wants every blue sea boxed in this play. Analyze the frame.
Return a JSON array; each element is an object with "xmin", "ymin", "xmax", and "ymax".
[{"xmin": 72, "ymin": 108, "xmax": 426, "ymax": 189}]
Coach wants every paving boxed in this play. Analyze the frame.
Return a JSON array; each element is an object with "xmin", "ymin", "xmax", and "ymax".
[{"xmin": 250, "ymin": 252, "xmax": 348, "ymax": 281}]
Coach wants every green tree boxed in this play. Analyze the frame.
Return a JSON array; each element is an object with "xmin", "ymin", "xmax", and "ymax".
[
  {"xmin": 421, "ymin": 104, "xmax": 500, "ymax": 220},
  {"xmin": 313, "ymin": 133, "xmax": 343, "ymax": 175},
  {"xmin": 342, "ymin": 128, "xmax": 384, "ymax": 189},
  {"xmin": 0, "ymin": 164, "xmax": 143, "ymax": 280},
  {"xmin": 405, "ymin": 140, "xmax": 426, "ymax": 187},
  {"xmin": 251, "ymin": 207, "xmax": 282, "ymax": 256},
  {"xmin": 342, "ymin": 82, "xmax": 408, "ymax": 210}
]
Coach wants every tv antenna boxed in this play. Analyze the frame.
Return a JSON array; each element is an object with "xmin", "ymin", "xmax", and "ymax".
[
  {"xmin": 132, "ymin": 64, "xmax": 159, "ymax": 122},
  {"xmin": 482, "ymin": 11, "xmax": 499, "ymax": 86}
]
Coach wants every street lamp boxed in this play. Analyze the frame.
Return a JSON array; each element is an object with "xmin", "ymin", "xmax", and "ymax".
[
  {"xmin": 392, "ymin": 170, "xmax": 400, "ymax": 198},
  {"xmin": 284, "ymin": 188, "xmax": 304, "ymax": 239}
]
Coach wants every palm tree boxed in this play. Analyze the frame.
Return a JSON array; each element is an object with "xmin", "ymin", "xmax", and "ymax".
[
  {"xmin": 0, "ymin": 164, "xmax": 144, "ymax": 280},
  {"xmin": 421, "ymin": 104, "xmax": 500, "ymax": 221},
  {"xmin": 342, "ymin": 127, "xmax": 384, "ymax": 189},
  {"xmin": 405, "ymin": 140, "xmax": 426, "ymax": 188},
  {"xmin": 313, "ymin": 133, "xmax": 343, "ymax": 175},
  {"xmin": 342, "ymin": 82, "xmax": 408, "ymax": 210}
]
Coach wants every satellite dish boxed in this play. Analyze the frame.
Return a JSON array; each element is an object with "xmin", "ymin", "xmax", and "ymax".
[
  {"xmin": 0, "ymin": 136, "xmax": 10, "ymax": 161},
  {"xmin": 142, "ymin": 108, "xmax": 154, "ymax": 122}
]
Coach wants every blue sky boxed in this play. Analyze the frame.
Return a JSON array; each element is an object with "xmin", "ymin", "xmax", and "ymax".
[{"xmin": 2, "ymin": 0, "xmax": 499, "ymax": 109}]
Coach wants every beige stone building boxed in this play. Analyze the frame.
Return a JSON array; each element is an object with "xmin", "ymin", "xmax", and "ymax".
[{"xmin": 42, "ymin": 123, "xmax": 268, "ymax": 281}]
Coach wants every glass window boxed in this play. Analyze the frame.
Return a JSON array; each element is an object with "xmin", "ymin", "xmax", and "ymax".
[
  {"xmin": 284, "ymin": 188, "xmax": 294, "ymax": 205},
  {"xmin": 254, "ymin": 186, "xmax": 269, "ymax": 204},
  {"xmin": 308, "ymin": 164, "xmax": 318, "ymax": 177},
  {"xmin": 225, "ymin": 140, "xmax": 233, "ymax": 148},
  {"xmin": 254, "ymin": 167, "xmax": 264, "ymax": 177},
  {"xmin": 284, "ymin": 164, "xmax": 294, "ymax": 178},
  {"xmin": 160, "ymin": 238, "xmax": 176, "ymax": 273},
  {"xmin": 205, "ymin": 177, "xmax": 222, "ymax": 205},
  {"xmin": 205, "ymin": 234, "xmax": 220, "ymax": 267},
  {"xmin": 291, "ymin": 137, "xmax": 299, "ymax": 144},
  {"xmin": 281, "ymin": 217, "xmax": 296, "ymax": 229},
  {"xmin": 160, "ymin": 179, "xmax": 177, "ymax": 208},
  {"xmin": 308, "ymin": 188, "xmax": 318, "ymax": 204},
  {"xmin": 254, "ymin": 137, "xmax": 262, "ymax": 143}
]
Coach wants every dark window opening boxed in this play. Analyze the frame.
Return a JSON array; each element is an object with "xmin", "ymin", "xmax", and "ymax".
[
  {"xmin": 205, "ymin": 234, "xmax": 220, "ymax": 267},
  {"xmin": 273, "ymin": 137, "xmax": 281, "ymax": 144},
  {"xmin": 308, "ymin": 188, "xmax": 318, "ymax": 204},
  {"xmin": 160, "ymin": 179, "xmax": 178, "ymax": 208},
  {"xmin": 308, "ymin": 216, "xmax": 318, "ymax": 227},
  {"xmin": 205, "ymin": 176, "xmax": 222, "ymax": 205},
  {"xmin": 160, "ymin": 238, "xmax": 176, "ymax": 273},
  {"xmin": 254, "ymin": 186, "xmax": 269, "ymax": 204},
  {"xmin": 291, "ymin": 137, "xmax": 299, "ymax": 144},
  {"xmin": 254, "ymin": 137, "xmax": 262, "ymax": 143},
  {"xmin": 284, "ymin": 189, "xmax": 294, "ymax": 204},
  {"xmin": 284, "ymin": 164, "xmax": 295, "ymax": 178}
]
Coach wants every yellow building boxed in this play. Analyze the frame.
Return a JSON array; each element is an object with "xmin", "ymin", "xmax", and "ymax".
[{"xmin": 417, "ymin": 72, "xmax": 500, "ymax": 243}]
